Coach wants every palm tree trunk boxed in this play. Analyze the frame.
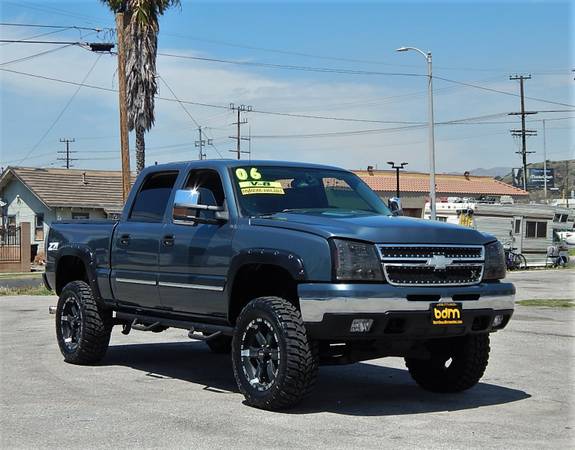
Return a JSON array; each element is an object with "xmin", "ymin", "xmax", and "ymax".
[{"xmin": 135, "ymin": 125, "xmax": 145, "ymax": 173}]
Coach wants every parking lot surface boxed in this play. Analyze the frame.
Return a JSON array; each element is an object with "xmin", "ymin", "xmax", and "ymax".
[{"xmin": 1, "ymin": 270, "xmax": 573, "ymax": 449}]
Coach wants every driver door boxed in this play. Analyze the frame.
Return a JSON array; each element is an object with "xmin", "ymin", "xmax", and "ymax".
[{"xmin": 158, "ymin": 169, "xmax": 234, "ymax": 318}]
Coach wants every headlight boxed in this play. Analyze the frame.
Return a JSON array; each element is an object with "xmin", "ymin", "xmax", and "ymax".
[
  {"xmin": 331, "ymin": 239, "xmax": 384, "ymax": 282},
  {"xmin": 483, "ymin": 240, "xmax": 506, "ymax": 280}
]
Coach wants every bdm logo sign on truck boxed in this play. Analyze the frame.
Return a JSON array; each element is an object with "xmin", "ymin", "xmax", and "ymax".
[{"xmin": 432, "ymin": 303, "xmax": 463, "ymax": 325}]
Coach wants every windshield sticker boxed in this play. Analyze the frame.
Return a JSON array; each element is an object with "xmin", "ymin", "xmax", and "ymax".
[
  {"xmin": 235, "ymin": 167, "xmax": 262, "ymax": 181},
  {"xmin": 239, "ymin": 180, "xmax": 285, "ymax": 195}
]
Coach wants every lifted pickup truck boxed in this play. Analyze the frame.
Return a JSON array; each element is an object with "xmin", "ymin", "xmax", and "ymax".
[{"xmin": 45, "ymin": 160, "xmax": 514, "ymax": 410}]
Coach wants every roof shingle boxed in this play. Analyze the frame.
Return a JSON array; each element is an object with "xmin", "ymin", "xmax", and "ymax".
[
  {"xmin": 354, "ymin": 170, "xmax": 528, "ymax": 197},
  {"xmin": 0, "ymin": 167, "xmax": 135, "ymax": 209}
]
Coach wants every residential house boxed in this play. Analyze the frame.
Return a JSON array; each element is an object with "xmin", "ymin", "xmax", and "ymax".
[{"xmin": 0, "ymin": 167, "xmax": 130, "ymax": 259}]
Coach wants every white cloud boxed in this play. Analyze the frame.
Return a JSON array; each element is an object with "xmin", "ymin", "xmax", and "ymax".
[{"xmin": 1, "ymin": 39, "xmax": 571, "ymax": 172}]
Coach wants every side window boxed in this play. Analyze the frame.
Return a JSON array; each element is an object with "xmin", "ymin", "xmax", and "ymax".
[
  {"xmin": 525, "ymin": 221, "xmax": 547, "ymax": 238},
  {"xmin": 183, "ymin": 169, "xmax": 225, "ymax": 220},
  {"xmin": 35, "ymin": 213, "xmax": 44, "ymax": 241},
  {"xmin": 130, "ymin": 171, "xmax": 178, "ymax": 222},
  {"xmin": 536, "ymin": 222, "xmax": 547, "ymax": 238},
  {"xmin": 514, "ymin": 219, "xmax": 521, "ymax": 234}
]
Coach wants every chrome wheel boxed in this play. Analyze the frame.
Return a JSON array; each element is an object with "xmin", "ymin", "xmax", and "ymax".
[
  {"xmin": 240, "ymin": 318, "xmax": 281, "ymax": 391},
  {"xmin": 59, "ymin": 295, "xmax": 83, "ymax": 352}
]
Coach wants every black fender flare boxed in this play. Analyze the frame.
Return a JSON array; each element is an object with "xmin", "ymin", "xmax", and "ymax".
[
  {"xmin": 54, "ymin": 244, "xmax": 103, "ymax": 301},
  {"xmin": 226, "ymin": 247, "xmax": 307, "ymax": 297}
]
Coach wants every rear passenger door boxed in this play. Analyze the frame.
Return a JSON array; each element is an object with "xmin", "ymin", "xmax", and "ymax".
[{"xmin": 111, "ymin": 171, "xmax": 179, "ymax": 309}]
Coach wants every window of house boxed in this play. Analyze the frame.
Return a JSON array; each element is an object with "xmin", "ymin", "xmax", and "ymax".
[
  {"xmin": 72, "ymin": 212, "xmax": 90, "ymax": 220},
  {"xmin": 525, "ymin": 221, "xmax": 547, "ymax": 238},
  {"xmin": 437, "ymin": 216, "xmax": 448, "ymax": 222},
  {"xmin": 129, "ymin": 171, "xmax": 179, "ymax": 222},
  {"xmin": 514, "ymin": 219, "xmax": 521, "ymax": 234},
  {"xmin": 35, "ymin": 213, "xmax": 44, "ymax": 241},
  {"xmin": 7, "ymin": 215, "xmax": 16, "ymax": 228}
]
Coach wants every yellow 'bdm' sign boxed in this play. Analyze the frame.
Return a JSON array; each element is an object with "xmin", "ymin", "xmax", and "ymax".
[
  {"xmin": 431, "ymin": 303, "xmax": 463, "ymax": 325},
  {"xmin": 239, "ymin": 181, "xmax": 285, "ymax": 195}
]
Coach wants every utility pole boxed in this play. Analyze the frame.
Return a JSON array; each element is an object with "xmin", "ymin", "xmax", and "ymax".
[
  {"xmin": 542, "ymin": 119, "xmax": 547, "ymax": 201},
  {"xmin": 387, "ymin": 161, "xmax": 408, "ymax": 198},
  {"xmin": 57, "ymin": 138, "xmax": 76, "ymax": 169},
  {"xmin": 116, "ymin": 9, "xmax": 131, "ymax": 202},
  {"xmin": 229, "ymin": 103, "xmax": 252, "ymax": 160},
  {"xmin": 509, "ymin": 75, "xmax": 537, "ymax": 191},
  {"xmin": 195, "ymin": 126, "xmax": 212, "ymax": 160},
  {"xmin": 565, "ymin": 160, "xmax": 570, "ymax": 208}
]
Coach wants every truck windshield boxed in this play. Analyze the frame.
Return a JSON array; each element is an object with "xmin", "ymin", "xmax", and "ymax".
[{"xmin": 231, "ymin": 166, "xmax": 391, "ymax": 217}]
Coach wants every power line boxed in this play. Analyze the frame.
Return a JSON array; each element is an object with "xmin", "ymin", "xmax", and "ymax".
[
  {"xmin": 0, "ymin": 44, "xmax": 74, "ymax": 66},
  {"xmin": 157, "ymin": 52, "xmax": 574, "ymax": 108},
  {"xmin": 160, "ymin": 32, "xmax": 571, "ymax": 74},
  {"xmin": 158, "ymin": 75, "xmax": 224, "ymax": 158},
  {"xmin": 0, "ymin": 27, "xmax": 75, "ymax": 47},
  {"xmin": 0, "ymin": 22, "xmax": 107, "ymax": 32},
  {"xmin": 157, "ymin": 52, "xmax": 426, "ymax": 78},
  {"xmin": 435, "ymin": 75, "xmax": 575, "ymax": 108},
  {"xmin": 4, "ymin": 21, "xmax": 570, "ymax": 75},
  {"xmin": 14, "ymin": 54, "xmax": 103, "ymax": 165},
  {"xmin": 0, "ymin": 39, "xmax": 92, "ymax": 45},
  {"xmin": 2, "ymin": 1, "xmax": 109, "ymax": 26},
  {"xmin": 1, "ymin": 66, "xmax": 572, "ymax": 132}
]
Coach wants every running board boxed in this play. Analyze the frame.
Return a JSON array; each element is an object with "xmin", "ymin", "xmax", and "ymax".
[{"xmin": 114, "ymin": 311, "xmax": 234, "ymax": 337}]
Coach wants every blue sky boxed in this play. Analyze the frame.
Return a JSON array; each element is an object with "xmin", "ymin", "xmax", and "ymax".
[{"xmin": 0, "ymin": 0, "xmax": 573, "ymax": 173}]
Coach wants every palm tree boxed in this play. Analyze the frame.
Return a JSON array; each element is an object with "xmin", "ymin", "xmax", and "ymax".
[{"xmin": 101, "ymin": 0, "xmax": 180, "ymax": 173}]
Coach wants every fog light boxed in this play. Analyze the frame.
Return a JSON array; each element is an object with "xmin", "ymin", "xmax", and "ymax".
[
  {"xmin": 492, "ymin": 314, "xmax": 504, "ymax": 328},
  {"xmin": 350, "ymin": 319, "xmax": 373, "ymax": 333}
]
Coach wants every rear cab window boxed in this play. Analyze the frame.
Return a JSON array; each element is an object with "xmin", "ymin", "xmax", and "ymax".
[{"xmin": 129, "ymin": 171, "xmax": 179, "ymax": 222}]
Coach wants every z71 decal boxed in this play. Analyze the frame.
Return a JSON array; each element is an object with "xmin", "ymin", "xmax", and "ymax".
[{"xmin": 47, "ymin": 242, "xmax": 59, "ymax": 251}]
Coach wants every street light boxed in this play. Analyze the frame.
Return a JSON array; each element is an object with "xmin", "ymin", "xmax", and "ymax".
[
  {"xmin": 387, "ymin": 161, "xmax": 408, "ymax": 198},
  {"xmin": 396, "ymin": 46, "xmax": 437, "ymax": 220}
]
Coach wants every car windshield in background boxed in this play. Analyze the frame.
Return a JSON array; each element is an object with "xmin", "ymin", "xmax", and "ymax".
[{"xmin": 231, "ymin": 166, "xmax": 392, "ymax": 217}]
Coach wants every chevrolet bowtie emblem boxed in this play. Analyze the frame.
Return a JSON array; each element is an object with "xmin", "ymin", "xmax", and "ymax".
[{"xmin": 426, "ymin": 254, "xmax": 453, "ymax": 270}]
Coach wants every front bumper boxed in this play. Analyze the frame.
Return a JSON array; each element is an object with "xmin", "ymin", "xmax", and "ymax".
[{"xmin": 298, "ymin": 281, "xmax": 515, "ymax": 339}]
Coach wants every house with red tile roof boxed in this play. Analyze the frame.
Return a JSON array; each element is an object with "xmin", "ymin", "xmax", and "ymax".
[{"xmin": 354, "ymin": 169, "xmax": 528, "ymax": 218}]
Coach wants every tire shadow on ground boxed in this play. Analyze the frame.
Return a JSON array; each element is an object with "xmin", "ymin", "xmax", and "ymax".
[{"xmin": 103, "ymin": 341, "xmax": 530, "ymax": 416}]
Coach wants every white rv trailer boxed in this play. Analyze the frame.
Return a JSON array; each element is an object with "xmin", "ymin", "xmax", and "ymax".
[{"xmin": 424, "ymin": 200, "xmax": 574, "ymax": 265}]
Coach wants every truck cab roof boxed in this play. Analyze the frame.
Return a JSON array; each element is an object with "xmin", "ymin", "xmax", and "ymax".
[{"xmin": 141, "ymin": 159, "xmax": 348, "ymax": 174}]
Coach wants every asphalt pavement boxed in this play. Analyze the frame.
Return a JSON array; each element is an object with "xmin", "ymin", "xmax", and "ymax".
[{"xmin": 0, "ymin": 270, "xmax": 573, "ymax": 449}]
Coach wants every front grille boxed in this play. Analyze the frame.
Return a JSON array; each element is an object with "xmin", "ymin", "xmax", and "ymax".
[
  {"xmin": 384, "ymin": 264, "xmax": 483, "ymax": 286},
  {"xmin": 377, "ymin": 245, "xmax": 483, "ymax": 260},
  {"xmin": 377, "ymin": 244, "xmax": 484, "ymax": 287}
]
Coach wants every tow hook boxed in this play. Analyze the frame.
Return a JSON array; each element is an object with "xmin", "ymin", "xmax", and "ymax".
[{"xmin": 48, "ymin": 306, "xmax": 56, "ymax": 315}]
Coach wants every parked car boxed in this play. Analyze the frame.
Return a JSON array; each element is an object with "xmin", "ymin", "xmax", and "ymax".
[{"xmin": 44, "ymin": 160, "xmax": 514, "ymax": 410}]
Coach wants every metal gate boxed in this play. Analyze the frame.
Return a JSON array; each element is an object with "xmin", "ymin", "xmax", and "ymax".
[{"xmin": 0, "ymin": 227, "xmax": 21, "ymax": 262}]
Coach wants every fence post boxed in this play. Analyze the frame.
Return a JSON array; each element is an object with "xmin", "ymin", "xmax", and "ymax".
[{"xmin": 20, "ymin": 222, "xmax": 31, "ymax": 272}]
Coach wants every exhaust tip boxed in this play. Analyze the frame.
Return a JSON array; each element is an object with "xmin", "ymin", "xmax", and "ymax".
[{"xmin": 48, "ymin": 306, "xmax": 56, "ymax": 315}]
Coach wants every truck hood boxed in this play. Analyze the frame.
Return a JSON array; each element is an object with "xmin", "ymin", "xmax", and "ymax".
[{"xmin": 250, "ymin": 212, "xmax": 492, "ymax": 245}]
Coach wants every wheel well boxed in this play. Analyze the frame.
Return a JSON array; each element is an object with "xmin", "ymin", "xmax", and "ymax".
[
  {"xmin": 229, "ymin": 264, "xmax": 299, "ymax": 324},
  {"xmin": 56, "ymin": 255, "xmax": 88, "ymax": 295}
]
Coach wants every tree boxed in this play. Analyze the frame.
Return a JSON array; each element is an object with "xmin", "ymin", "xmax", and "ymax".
[{"xmin": 101, "ymin": 0, "xmax": 180, "ymax": 173}]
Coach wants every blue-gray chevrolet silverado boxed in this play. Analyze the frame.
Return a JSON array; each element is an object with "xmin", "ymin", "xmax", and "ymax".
[{"xmin": 44, "ymin": 160, "xmax": 514, "ymax": 410}]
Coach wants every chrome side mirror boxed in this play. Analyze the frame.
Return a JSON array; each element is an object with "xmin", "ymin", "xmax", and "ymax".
[
  {"xmin": 173, "ymin": 189, "xmax": 228, "ymax": 224},
  {"xmin": 388, "ymin": 197, "xmax": 403, "ymax": 216},
  {"xmin": 174, "ymin": 189, "xmax": 200, "ymax": 209}
]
